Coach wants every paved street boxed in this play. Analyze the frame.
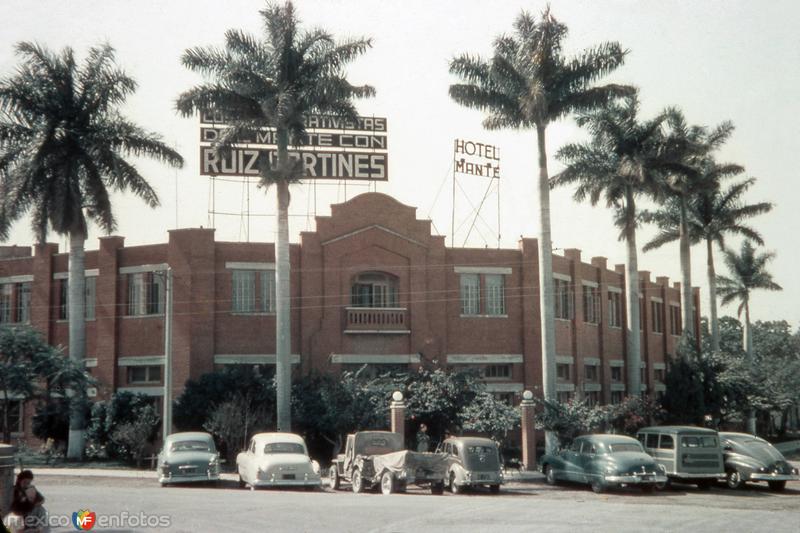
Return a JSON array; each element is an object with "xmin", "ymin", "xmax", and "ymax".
[{"xmin": 32, "ymin": 474, "xmax": 800, "ymax": 533}]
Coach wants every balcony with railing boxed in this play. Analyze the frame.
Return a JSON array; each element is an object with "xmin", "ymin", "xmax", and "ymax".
[{"xmin": 344, "ymin": 307, "xmax": 410, "ymax": 334}]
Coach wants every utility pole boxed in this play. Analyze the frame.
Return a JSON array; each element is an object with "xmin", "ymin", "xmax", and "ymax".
[{"xmin": 162, "ymin": 268, "xmax": 174, "ymax": 438}]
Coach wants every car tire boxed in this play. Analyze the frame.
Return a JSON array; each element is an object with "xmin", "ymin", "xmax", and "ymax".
[
  {"xmin": 352, "ymin": 469, "xmax": 364, "ymax": 494},
  {"xmin": 238, "ymin": 475, "xmax": 245, "ymax": 489},
  {"xmin": 768, "ymin": 481, "xmax": 786, "ymax": 492},
  {"xmin": 489, "ymin": 484, "xmax": 500, "ymax": 494},
  {"xmin": 329, "ymin": 467, "xmax": 340, "ymax": 490},
  {"xmin": 381, "ymin": 471, "xmax": 395, "ymax": 495},
  {"xmin": 590, "ymin": 478, "xmax": 605, "ymax": 494},
  {"xmin": 545, "ymin": 465, "xmax": 557, "ymax": 486},
  {"xmin": 450, "ymin": 473, "xmax": 462, "ymax": 494},
  {"xmin": 431, "ymin": 481, "xmax": 445, "ymax": 495},
  {"xmin": 726, "ymin": 469, "xmax": 744, "ymax": 490}
]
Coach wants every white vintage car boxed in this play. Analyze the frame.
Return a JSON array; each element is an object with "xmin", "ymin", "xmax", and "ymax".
[{"xmin": 236, "ymin": 432, "xmax": 321, "ymax": 490}]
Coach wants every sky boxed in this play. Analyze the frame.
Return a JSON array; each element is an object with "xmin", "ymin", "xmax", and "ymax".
[{"xmin": 0, "ymin": 0, "xmax": 798, "ymax": 329}]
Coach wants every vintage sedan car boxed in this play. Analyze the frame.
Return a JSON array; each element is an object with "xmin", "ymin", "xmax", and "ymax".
[
  {"xmin": 438, "ymin": 437, "xmax": 504, "ymax": 494},
  {"xmin": 720, "ymin": 432, "xmax": 800, "ymax": 491},
  {"xmin": 540, "ymin": 434, "xmax": 667, "ymax": 493},
  {"xmin": 157, "ymin": 432, "xmax": 221, "ymax": 486},
  {"xmin": 237, "ymin": 432, "xmax": 321, "ymax": 490}
]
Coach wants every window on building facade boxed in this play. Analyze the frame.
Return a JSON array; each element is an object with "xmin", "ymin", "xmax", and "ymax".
[
  {"xmin": 556, "ymin": 391, "xmax": 572, "ymax": 403},
  {"xmin": 669, "ymin": 305, "xmax": 681, "ymax": 335},
  {"xmin": 127, "ymin": 272, "xmax": 165, "ymax": 316},
  {"xmin": 352, "ymin": 272, "xmax": 399, "ymax": 308},
  {"xmin": 482, "ymin": 364, "xmax": 511, "ymax": 379},
  {"xmin": 583, "ymin": 285, "xmax": 600, "ymax": 324},
  {"xmin": 260, "ymin": 270, "xmax": 276, "ymax": 313},
  {"xmin": 654, "ymin": 368, "xmax": 665, "ymax": 382},
  {"xmin": 651, "ymin": 300, "xmax": 664, "ymax": 334},
  {"xmin": 556, "ymin": 363, "xmax": 570, "ymax": 381},
  {"xmin": 232, "ymin": 270, "xmax": 257, "ymax": 312},
  {"xmin": 611, "ymin": 390, "xmax": 624, "ymax": 405},
  {"xmin": 0, "ymin": 284, "xmax": 12, "ymax": 324},
  {"xmin": 554, "ymin": 278, "xmax": 573, "ymax": 320},
  {"xmin": 494, "ymin": 392, "xmax": 515, "ymax": 406},
  {"xmin": 14, "ymin": 282, "xmax": 31, "ymax": 323},
  {"xmin": 127, "ymin": 365, "xmax": 162, "ymax": 384},
  {"xmin": 459, "ymin": 273, "xmax": 480, "ymax": 315},
  {"xmin": 584, "ymin": 364, "xmax": 598, "ymax": 382},
  {"xmin": 485, "ymin": 274, "xmax": 505, "ymax": 316},
  {"xmin": 55, "ymin": 278, "xmax": 99, "ymax": 321},
  {"xmin": 5, "ymin": 401, "xmax": 23, "ymax": 434},
  {"xmin": 585, "ymin": 390, "xmax": 600, "ymax": 407},
  {"xmin": 610, "ymin": 366, "xmax": 622, "ymax": 382},
  {"xmin": 607, "ymin": 291, "xmax": 622, "ymax": 328}
]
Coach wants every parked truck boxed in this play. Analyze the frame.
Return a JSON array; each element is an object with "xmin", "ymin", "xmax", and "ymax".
[{"xmin": 329, "ymin": 431, "xmax": 448, "ymax": 495}]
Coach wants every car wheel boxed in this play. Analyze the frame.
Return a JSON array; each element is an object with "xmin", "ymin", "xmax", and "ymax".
[
  {"xmin": 489, "ymin": 484, "xmax": 500, "ymax": 494},
  {"xmin": 431, "ymin": 481, "xmax": 445, "ymax": 495},
  {"xmin": 450, "ymin": 473, "xmax": 462, "ymax": 494},
  {"xmin": 768, "ymin": 481, "xmax": 786, "ymax": 492},
  {"xmin": 380, "ymin": 471, "xmax": 395, "ymax": 495},
  {"xmin": 238, "ymin": 474, "xmax": 245, "ymax": 489},
  {"xmin": 545, "ymin": 465, "xmax": 557, "ymax": 486},
  {"xmin": 352, "ymin": 469, "xmax": 364, "ymax": 494},
  {"xmin": 329, "ymin": 467, "xmax": 340, "ymax": 490},
  {"xmin": 655, "ymin": 478, "xmax": 671, "ymax": 491},
  {"xmin": 726, "ymin": 469, "xmax": 744, "ymax": 490},
  {"xmin": 590, "ymin": 478, "xmax": 605, "ymax": 494}
]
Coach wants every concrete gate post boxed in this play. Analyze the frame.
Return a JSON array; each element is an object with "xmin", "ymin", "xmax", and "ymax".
[
  {"xmin": 0, "ymin": 444, "xmax": 15, "ymax": 515},
  {"xmin": 520, "ymin": 390, "xmax": 537, "ymax": 471},
  {"xmin": 390, "ymin": 391, "xmax": 406, "ymax": 438}
]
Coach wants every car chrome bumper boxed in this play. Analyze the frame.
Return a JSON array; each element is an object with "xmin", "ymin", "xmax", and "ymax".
[
  {"xmin": 603, "ymin": 474, "xmax": 668, "ymax": 484},
  {"xmin": 159, "ymin": 472, "xmax": 220, "ymax": 484},
  {"xmin": 669, "ymin": 472, "xmax": 725, "ymax": 479},
  {"xmin": 252, "ymin": 478, "xmax": 321, "ymax": 487},
  {"xmin": 749, "ymin": 473, "xmax": 800, "ymax": 482}
]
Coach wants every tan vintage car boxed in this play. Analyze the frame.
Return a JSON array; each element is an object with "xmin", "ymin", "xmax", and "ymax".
[
  {"xmin": 437, "ymin": 437, "xmax": 504, "ymax": 494},
  {"xmin": 237, "ymin": 432, "xmax": 321, "ymax": 490}
]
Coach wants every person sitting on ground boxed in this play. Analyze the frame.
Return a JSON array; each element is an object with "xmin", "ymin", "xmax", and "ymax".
[{"xmin": 8, "ymin": 470, "xmax": 48, "ymax": 533}]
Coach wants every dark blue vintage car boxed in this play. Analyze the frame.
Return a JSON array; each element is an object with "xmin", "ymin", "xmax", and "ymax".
[
  {"xmin": 540, "ymin": 434, "xmax": 667, "ymax": 493},
  {"xmin": 720, "ymin": 432, "xmax": 799, "ymax": 491}
]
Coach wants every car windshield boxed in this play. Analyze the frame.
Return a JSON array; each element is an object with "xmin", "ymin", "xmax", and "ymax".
[
  {"xmin": 607, "ymin": 443, "xmax": 643, "ymax": 453},
  {"xmin": 264, "ymin": 442, "xmax": 306, "ymax": 454},
  {"xmin": 170, "ymin": 440, "xmax": 212, "ymax": 453},
  {"xmin": 682, "ymin": 436, "xmax": 718, "ymax": 448},
  {"xmin": 467, "ymin": 445, "xmax": 495, "ymax": 455}
]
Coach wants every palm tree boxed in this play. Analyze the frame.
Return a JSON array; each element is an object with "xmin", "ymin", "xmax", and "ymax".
[
  {"xmin": 641, "ymin": 175, "xmax": 772, "ymax": 351},
  {"xmin": 717, "ymin": 240, "xmax": 782, "ymax": 433},
  {"xmin": 448, "ymin": 6, "xmax": 631, "ymax": 453},
  {"xmin": 0, "ymin": 43, "xmax": 183, "ymax": 457},
  {"xmin": 553, "ymin": 93, "xmax": 667, "ymax": 398},
  {"xmin": 176, "ymin": 1, "xmax": 374, "ymax": 431},
  {"xmin": 654, "ymin": 110, "xmax": 734, "ymax": 340}
]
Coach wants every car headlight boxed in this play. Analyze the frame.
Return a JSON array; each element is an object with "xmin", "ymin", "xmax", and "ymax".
[{"xmin": 759, "ymin": 467, "xmax": 767, "ymax": 473}]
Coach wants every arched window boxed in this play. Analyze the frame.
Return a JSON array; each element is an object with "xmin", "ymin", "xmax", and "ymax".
[{"xmin": 350, "ymin": 272, "xmax": 399, "ymax": 308}]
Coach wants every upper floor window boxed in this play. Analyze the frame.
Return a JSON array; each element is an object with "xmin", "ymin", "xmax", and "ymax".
[
  {"xmin": 607, "ymin": 291, "xmax": 622, "ymax": 328},
  {"xmin": 583, "ymin": 284, "xmax": 600, "ymax": 324},
  {"xmin": 57, "ymin": 277, "xmax": 97, "ymax": 320},
  {"xmin": 127, "ymin": 272, "xmax": 165, "ymax": 316},
  {"xmin": 231, "ymin": 269, "xmax": 276, "ymax": 313},
  {"xmin": 651, "ymin": 300, "xmax": 664, "ymax": 334},
  {"xmin": 554, "ymin": 278, "xmax": 573, "ymax": 320},
  {"xmin": 482, "ymin": 364, "xmax": 511, "ymax": 379},
  {"xmin": 611, "ymin": 390, "xmax": 624, "ymax": 405},
  {"xmin": 585, "ymin": 390, "xmax": 600, "ymax": 407},
  {"xmin": 584, "ymin": 364, "xmax": 598, "ymax": 382},
  {"xmin": 669, "ymin": 304, "xmax": 681, "ymax": 336},
  {"xmin": 459, "ymin": 273, "xmax": 480, "ymax": 315},
  {"xmin": 14, "ymin": 282, "xmax": 31, "ymax": 323},
  {"xmin": 610, "ymin": 366, "xmax": 622, "ymax": 382},
  {"xmin": 127, "ymin": 365, "xmax": 162, "ymax": 384},
  {"xmin": 0, "ymin": 284, "xmax": 13, "ymax": 324},
  {"xmin": 485, "ymin": 274, "xmax": 505, "ymax": 316},
  {"xmin": 351, "ymin": 272, "xmax": 398, "ymax": 308},
  {"xmin": 556, "ymin": 363, "xmax": 570, "ymax": 381}
]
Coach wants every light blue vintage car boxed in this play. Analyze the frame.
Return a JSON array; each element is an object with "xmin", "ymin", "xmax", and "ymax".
[
  {"xmin": 158, "ymin": 432, "xmax": 221, "ymax": 486},
  {"xmin": 540, "ymin": 434, "xmax": 667, "ymax": 493}
]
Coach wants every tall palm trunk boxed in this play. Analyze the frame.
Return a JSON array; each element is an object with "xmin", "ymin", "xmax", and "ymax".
[
  {"xmin": 678, "ymin": 198, "xmax": 694, "ymax": 341},
  {"xmin": 535, "ymin": 124, "xmax": 557, "ymax": 454},
  {"xmin": 623, "ymin": 186, "xmax": 641, "ymax": 397},
  {"xmin": 275, "ymin": 129, "xmax": 292, "ymax": 432},
  {"xmin": 706, "ymin": 238, "xmax": 720, "ymax": 351},
  {"xmin": 743, "ymin": 300, "xmax": 756, "ymax": 434},
  {"xmin": 67, "ymin": 230, "xmax": 87, "ymax": 459}
]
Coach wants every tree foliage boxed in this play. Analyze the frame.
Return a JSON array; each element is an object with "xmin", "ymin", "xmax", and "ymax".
[{"xmin": 85, "ymin": 392, "xmax": 160, "ymax": 461}]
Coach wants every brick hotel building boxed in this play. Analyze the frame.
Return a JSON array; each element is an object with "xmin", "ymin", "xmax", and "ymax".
[{"xmin": 0, "ymin": 193, "xmax": 699, "ymax": 442}]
